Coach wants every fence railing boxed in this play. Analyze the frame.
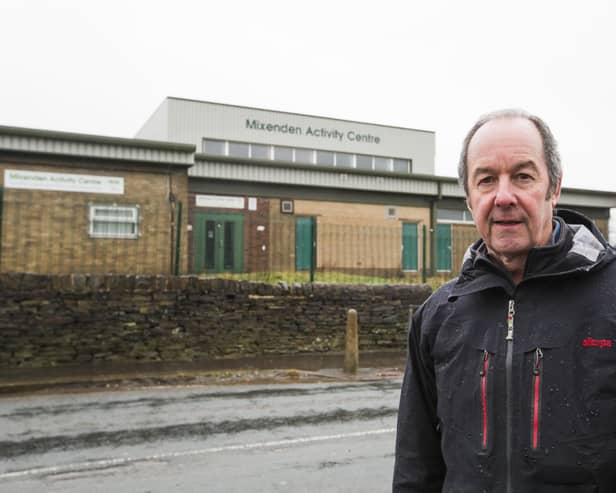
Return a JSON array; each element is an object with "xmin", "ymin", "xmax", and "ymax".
[{"xmin": 0, "ymin": 192, "xmax": 478, "ymax": 284}]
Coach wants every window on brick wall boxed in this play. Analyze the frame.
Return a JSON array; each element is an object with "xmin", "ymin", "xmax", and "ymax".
[{"xmin": 89, "ymin": 204, "xmax": 140, "ymax": 239}]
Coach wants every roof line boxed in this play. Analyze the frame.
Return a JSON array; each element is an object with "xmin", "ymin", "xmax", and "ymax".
[
  {"xmin": 0, "ymin": 125, "xmax": 195, "ymax": 152},
  {"xmin": 559, "ymin": 185, "xmax": 616, "ymax": 197}
]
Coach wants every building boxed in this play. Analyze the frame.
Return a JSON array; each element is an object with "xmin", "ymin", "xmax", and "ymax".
[
  {"xmin": 1, "ymin": 97, "xmax": 615, "ymax": 278},
  {"xmin": 136, "ymin": 97, "xmax": 616, "ymax": 277},
  {"xmin": 0, "ymin": 126, "xmax": 192, "ymax": 274},
  {"xmin": 136, "ymin": 98, "xmax": 439, "ymax": 277}
]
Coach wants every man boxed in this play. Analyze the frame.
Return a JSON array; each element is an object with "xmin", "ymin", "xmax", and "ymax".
[{"xmin": 393, "ymin": 109, "xmax": 616, "ymax": 492}]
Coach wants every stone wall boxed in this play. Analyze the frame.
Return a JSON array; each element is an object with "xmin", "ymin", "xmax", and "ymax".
[{"xmin": 0, "ymin": 273, "xmax": 431, "ymax": 369}]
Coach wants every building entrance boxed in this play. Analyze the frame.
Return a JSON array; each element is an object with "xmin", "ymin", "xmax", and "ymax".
[{"xmin": 194, "ymin": 212, "xmax": 244, "ymax": 273}]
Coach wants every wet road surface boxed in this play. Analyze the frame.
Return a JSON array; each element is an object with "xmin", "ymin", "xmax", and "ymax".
[{"xmin": 0, "ymin": 379, "xmax": 401, "ymax": 492}]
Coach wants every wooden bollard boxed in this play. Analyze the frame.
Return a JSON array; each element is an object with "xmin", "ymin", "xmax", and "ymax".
[{"xmin": 344, "ymin": 308, "xmax": 359, "ymax": 374}]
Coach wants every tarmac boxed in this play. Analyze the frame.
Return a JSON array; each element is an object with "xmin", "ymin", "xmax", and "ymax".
[{"xmin": 0, "ymin": 351, "xmax": 407, "ymax": 396}]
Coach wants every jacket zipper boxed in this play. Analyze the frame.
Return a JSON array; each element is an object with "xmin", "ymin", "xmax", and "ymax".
[
  {"xmin": 480, "ymin": 349, "xmax": 490, "ymax": 450},
  {"xmin": 505, "ymin": 299, "xmax": 515, "ymax": 493},
  {"xmin": 531, "ymin": 347, "xmax": 543, "ymax": 450}
]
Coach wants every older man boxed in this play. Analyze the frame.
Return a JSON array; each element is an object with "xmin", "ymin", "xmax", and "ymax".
[{"xmin": 393, "ymin": 109, "xmax": 616, "ymax": 492}]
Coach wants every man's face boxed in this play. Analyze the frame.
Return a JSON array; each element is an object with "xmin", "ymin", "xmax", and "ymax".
[{"xmin": 466, "ymin": 117, "xmax": 561, "ymax": 268}]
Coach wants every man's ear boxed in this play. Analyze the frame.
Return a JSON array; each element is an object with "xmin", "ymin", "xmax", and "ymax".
[
  {"xmin": 551, "ymin": 178, "xmax": 562, "ymax": 208},
  {"xmin": 466, "ymin": 198, "xmax": 472, "ymax": 211}
]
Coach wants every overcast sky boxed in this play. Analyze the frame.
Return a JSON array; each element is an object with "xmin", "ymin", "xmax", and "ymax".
[{"xmin": 1, "ymin": 0, "xmax": 615, "ymax": 192}]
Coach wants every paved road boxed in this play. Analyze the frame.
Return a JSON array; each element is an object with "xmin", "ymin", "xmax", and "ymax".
[{"xmin": 0, "ymin": 379, "xmax": 402, "ymax": 492}]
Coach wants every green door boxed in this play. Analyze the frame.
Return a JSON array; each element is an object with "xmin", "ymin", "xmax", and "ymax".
[
  {"xmin": 402, "ymin": 223, "xmax": 418, "ymax": 271},
  {"xmin": 295, "ymin": 216, "xmax": 315, "ymax": 271},
  {"xmin": 0, "ymin": 188, "xmax": 3, "ymax": 247},
  {"xmin": 194, "ymin": 212, "xmax": 244, "ymax": 273},
  {"xmin": 436, "ymin": 223, "xmax": 452, "ymax": 271}
]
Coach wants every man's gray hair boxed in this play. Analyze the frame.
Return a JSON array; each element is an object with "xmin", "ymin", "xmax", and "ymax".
[{"xmin": 457, "ymin": 109, "xmax": 562, "ymax": 199}]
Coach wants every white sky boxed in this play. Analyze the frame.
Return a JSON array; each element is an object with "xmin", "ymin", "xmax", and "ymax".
[{"xmin": 1, "ymin": 0, "xmax": 615, "ymax": 191}]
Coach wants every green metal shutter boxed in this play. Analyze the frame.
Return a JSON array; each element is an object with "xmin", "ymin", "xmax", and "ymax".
[
  {"xmin": 402, "ymin": 223, "xmax": 418, "ymax": 271},
  {"xmin": 0, "ymin": 188, "xmax": 3, "ymax": 247},
  {"xmin": 436, "ymin": 223, "xmax": 452, "ymax": 271},
  {"xmin": 295, "ymin": 217, "xmax": 314, "ymax": 271}
]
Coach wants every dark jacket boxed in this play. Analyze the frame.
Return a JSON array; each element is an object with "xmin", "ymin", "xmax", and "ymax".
[{"xmin": 393, "ymin": 209, "xmax": 616, "ymax": 492}]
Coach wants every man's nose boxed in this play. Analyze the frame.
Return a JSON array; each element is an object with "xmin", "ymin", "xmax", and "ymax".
[{"xmin": 494, "ymin": 178, "xmax": 516, "ymax": 206}]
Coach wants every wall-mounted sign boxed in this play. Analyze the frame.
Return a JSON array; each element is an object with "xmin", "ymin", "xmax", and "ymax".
[
  {"xmin": 4, "ymin": 169, "xmax": 124, "ymax": 194},
  {"xmin": 195, "ymin": 194, "xmax": 245, "ymax": 209},
  {"xmin": 246, "ymin": 119, "xmax": 381, "ymax": 144}
]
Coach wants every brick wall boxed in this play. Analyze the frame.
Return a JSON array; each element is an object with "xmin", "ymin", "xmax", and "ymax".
[
  {"xmin": 268, "ymin": 199, "xmax": 296, "ymax": 272},
  {"xmin": 0, "ymin": 273, "xmax": 431, "ymax": 369},
  {"xmin": 244, "ymin": 198, "xmax": 270, "ymax": 273},
  {"xmin": 0, "ymin": 158, "xmax": 189, "ymax": 275}
]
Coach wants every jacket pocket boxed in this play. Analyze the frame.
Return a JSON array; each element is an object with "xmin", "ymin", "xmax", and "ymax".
[
  {"xmin": 530, "ymin": 347, "xmax": 543, "ymax": 451},
  {"xmin": 479, "ymin": 349, "xmax": 491, "ymax": 451}
]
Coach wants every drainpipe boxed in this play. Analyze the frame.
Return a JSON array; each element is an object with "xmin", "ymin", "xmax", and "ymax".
[
  {"xmin": 429, "ymin": 181, "xmax": 443, "ymax": 277},
  {"xmin": 168, "ymin": 166, "xmax": 176, "ymax": 275},
  {"xmin": 422, "ymin": 224, "xmax": 427, "ymax": 283},
  {"xmin": 174, "ymin": 201, "xmax": 183, "ymax": 275}
]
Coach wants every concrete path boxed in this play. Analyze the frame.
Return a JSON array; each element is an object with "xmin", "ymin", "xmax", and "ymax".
[{"xmin": 0, "ymin": 351, "xmax": 406, "ymax": 395}]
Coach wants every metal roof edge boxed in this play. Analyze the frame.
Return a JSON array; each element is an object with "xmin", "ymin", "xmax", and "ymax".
[
  {"xmin": 0, "ymin": 125, "xmax": 195, "ymax": 153},
  {"xmin": 559, "ymin": 185, "xmax": 616, "ymax": 198},
  {"xmin": 194, "ymin": 153, "xmax": 442, "ymax": 181},
  {"xmin": 190, "ymin": 157, "xmax": 616, "ymax": 204},
  {"xmin": 419, "ymin": 174, "xmax": 616, "ymax": 200},
  {"xmin": 0, "ymin": 148, "xmax": 194, "ymax": 168}
]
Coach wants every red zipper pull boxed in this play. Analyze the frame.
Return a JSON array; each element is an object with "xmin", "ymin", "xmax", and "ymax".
[
  {"xmin": 534, "ymin": 347, "xmax": 543, "ymax": 375},
  {"xmin": 480, "ymin": 349, "xmax": 489, "ymax": 376}
]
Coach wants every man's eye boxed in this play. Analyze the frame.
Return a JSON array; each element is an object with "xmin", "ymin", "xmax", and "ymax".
[
  {"xmin": 478, "ymin": 176, "xmax": 494, "ymax": 186},
  {"xmin": 516, "ymin": 173, "xmax": 533, "ymax": 181}
]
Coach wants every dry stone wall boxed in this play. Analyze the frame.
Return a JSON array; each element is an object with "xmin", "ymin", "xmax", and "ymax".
[{"xmin": 0, "ymin": 273, "xmax": 432, "ymax": 369}]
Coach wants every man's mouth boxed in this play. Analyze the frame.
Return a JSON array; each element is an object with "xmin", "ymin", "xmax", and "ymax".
[{"xmin": 492, "ymin": 220, "xmax": 523, "ymax": 226}]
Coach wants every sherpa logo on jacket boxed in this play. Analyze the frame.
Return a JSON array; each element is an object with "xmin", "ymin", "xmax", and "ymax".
[{"xmin": 582, "ymin": 337, "xmax": 613, "ymax": 348}]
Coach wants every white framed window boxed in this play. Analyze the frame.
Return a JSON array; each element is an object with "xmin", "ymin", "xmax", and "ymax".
[
  {"xmin": 202, "ymin": 138, "xmax": 413, "ymax": 175},
  {"xmin": 274, "ymin": 145, "xmax": 294, "ymax": 162},
  {"xmin": 203, "ymin": 139, "xmax": 226, "ymax": 156},
  {"xmin": 374, "ymin": 156, "xmax": 391, "ymax": 172},
  {"xmin": 356, "ymin": 154, "xmax": 373, "ymax": 170},
  {"xmin": 294, "ymin": 147, "xmax": 314, "ymax": 164},
  {"xmin": 89, "ymin": 204, "xmax": 140, "ymax": 239},
  {"xmin": 250, "ymin": 143, "xmax": 271, "ymax": 160},
  {"xmin": 316, "ymin": 150, "xmax": 335, "ymax": 166},
  {"xmin": 393, "ymin": 158, "xmax": 411, "ymax": 174},
  {"xmin": 437, "ymin": 208, "xmax": 474, "ymax": 224},
  {"xmin": 228, "ymin": 141, "xmax": 250, "ymax": 158},
  {"xmin": 335, "ymin": 152, "xmax": 354, "ymax": 168}
]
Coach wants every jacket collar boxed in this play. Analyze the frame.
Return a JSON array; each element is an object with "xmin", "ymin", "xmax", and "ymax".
[{"xmin": 449, "ymin": 208, "xmax": 615, "ymax": 299}]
